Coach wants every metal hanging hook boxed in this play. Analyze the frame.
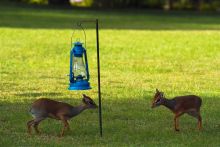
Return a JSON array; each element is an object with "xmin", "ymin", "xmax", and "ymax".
[{"xmin": 71, "ymin": 21, "xmax": 87, "ymax": 48}]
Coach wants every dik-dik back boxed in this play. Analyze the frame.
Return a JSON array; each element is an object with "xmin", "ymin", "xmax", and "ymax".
[
  {"xmin": 172, "ymin": 95, "xmax": 202, "ymax": 113},
  {"xmin": 30, "ymin": 98, "xmax": 74, "ymax": 120}
]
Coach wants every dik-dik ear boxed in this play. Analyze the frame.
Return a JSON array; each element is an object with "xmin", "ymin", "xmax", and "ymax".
[
  {"xmin": 82, "ymin": 97, "xmax": 86, "ymax": 103},
  {"xmin": 82, "ymin": 94, "xmax": 87, "ymax": 103},
  {"xmin": 82, "ymin": 94, "xmax": 91, "ymax": 103},
  {"xmin": 156, "ymin": 89, "xmax": 159, "ymax": 93}
]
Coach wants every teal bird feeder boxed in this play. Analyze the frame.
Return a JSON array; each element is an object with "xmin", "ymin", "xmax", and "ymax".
[{"xmin": 69, "ymin": 41, "xmax": 91, "ymax": 90}]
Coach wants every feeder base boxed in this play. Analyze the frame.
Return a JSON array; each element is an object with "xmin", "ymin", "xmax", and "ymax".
[{"xmin": 68, "ymin": 80, "xmax": 91, "ymax": 90}]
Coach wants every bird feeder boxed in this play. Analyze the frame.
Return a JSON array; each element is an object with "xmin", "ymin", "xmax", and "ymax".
[
  {"xmin": 68, "ymin": 20, "xmax": 102, "ymax": 137},
  {"xmin": 69, "ymin": 41, "xmax": 91, "ymax": 90}
]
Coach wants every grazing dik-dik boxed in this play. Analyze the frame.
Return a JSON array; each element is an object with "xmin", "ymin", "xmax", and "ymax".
[
  {"xmin": 27, "ymin": 94, "xmax": 97, "ymax": 136},
  {"xmin": 151, "ymin": 89, "xmax": 202, "ymax": 131}
]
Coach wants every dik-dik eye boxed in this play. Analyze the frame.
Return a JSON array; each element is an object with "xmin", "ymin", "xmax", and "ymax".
[{"xmin": 89, "ymin": 101, "xmax": 94, "ymax": 105}]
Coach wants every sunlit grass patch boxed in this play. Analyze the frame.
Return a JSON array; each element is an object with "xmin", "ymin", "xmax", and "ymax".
[{"xmin": 0, "ymin": 2, "xmax": 220, "ymax": 146}]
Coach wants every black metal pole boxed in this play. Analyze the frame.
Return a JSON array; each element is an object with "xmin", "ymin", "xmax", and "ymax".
[
  {"xmin": 96, "ymin": 19, "xmax": 102, "ymax": 137},
  {"xmin": 76, "ymin": 19, "xmax": 102, "ymax": 137}
]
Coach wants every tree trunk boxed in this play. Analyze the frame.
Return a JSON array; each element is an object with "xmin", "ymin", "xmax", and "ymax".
[
  {"xmin": 194, "ymin": 0, "xmax": 202, "ymax": 11},
  {"xmin": 48, "ymin": 0, "xmax": 70, "ymax": 6},
  {"xmin": 167, "ymin": 0, "xmax": 173, "ymax": 10}
]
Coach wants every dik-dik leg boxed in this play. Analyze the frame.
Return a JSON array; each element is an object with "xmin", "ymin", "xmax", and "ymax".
[
  {"xmin": 27, "ymin": 118, "xmax": 45, "ymax": 134},
  {"xmin": 174, "ymin": 112, "xmax": 184, "ymax": 131},
  {"xmin": 60, "ymin": 119, "xmax": 69, "ymax": 137},
  {"xmin": 33, "ymin": 118, "xmax": 45, "ymax": 134},
  {"xmin": 27, "ymin": 119, "xmax": 35, "ymax": 134},
  {"xmin": 187, "ymin": 111, "xmax": 202, "ymax": 130},
  {"xmin": 58, "ymin": 115, "xmax": 70, "ymax": 137}
]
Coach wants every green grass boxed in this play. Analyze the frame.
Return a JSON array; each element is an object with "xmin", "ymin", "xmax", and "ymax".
[{"xmin": 0, "ymin": 2, "xmax": 220, "ymax": 146}]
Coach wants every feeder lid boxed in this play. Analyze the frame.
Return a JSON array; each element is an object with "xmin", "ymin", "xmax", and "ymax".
[
  {"xmin": 74, "ymin": 42, "xmax": 83, "ymax": 46},
  {"xmin": 72, "ymin": 41, "xmax": 84, "ymax": 57}
]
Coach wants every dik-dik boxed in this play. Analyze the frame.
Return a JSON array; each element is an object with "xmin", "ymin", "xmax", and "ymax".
[
  {"xmin": 152, "ymin": 89, "xmax": 202, "ymax": 131},
  {"xmin": 27, "ymin": 94, "xmax": 97, "ymax": 136}
]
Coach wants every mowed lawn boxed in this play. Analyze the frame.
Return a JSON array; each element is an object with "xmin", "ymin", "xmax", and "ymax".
[{"xmin": 0, "ymin": 2, "xmax": 220, "ymax": 146}]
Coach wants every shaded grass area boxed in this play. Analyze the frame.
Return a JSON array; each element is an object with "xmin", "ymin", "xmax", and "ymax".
[
  {"xmin": 0, "ymin": 2, "xmax": 220, "ymax": 30},
  {"xmin": 0, "ymin": 2, "xmax": 220, "ymax": 147},
  {"xmin": 0, "ymin": 96, "xmax": 220, "ymax": 146}
]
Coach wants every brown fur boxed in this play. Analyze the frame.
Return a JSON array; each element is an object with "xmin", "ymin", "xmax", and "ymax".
[
  {"xmin": 27, "ymin": 94, "xmax": 97, "ymax": 136},
  {"xmin": 152, "ymin": 89, "xmax": 202, "ymax": 131}
]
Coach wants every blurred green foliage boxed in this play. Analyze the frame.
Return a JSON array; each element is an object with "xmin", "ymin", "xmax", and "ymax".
[
  {"xmin": 91, "ymin": 0, "xmax": 220, "ymax": 10},
  {"xmin": 8, "ymin": 0, "xmax": 47, "ymax": 4},
  {"xmin": 5, "ymin": 0, "xmax": 220, "ymax": 11}
]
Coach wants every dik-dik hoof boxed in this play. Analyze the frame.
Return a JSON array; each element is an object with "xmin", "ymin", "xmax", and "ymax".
[
  {"xmin": 27, "ymin": 129, "xmax": 32, "ymax": 135},
  {"xmin": 175, "ymin": 129, "xmax": 180, "ymax": 132}
]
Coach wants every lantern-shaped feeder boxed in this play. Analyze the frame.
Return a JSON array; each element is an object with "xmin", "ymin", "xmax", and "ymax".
[
  {"xmin": 69, "ymin": 41, "xmax": 91, "ymax": 90},
  {"xmin": 68, "ymin": 20, "xmax": 102, "ymax": 137}
]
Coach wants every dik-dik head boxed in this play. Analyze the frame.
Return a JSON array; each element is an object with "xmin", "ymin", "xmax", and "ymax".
[
  {"xmin": 152, "ymin": 89, "xmax": 165, "ymax": 108},
  {"xmin": 82, "ymin": 94, "xmax": 98, "ymax": 109}
]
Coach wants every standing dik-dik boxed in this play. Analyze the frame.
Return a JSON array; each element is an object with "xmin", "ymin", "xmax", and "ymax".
[
  {"xmin": 151, "ymin": 89, "xmax": 202, "ymax": 131},
  {"xmin": 27, "ymin": 94, "xmax": 97, "ymax": 136}
]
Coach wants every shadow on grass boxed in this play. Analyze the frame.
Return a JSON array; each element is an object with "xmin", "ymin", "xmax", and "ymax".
[
  {"xmin": 0, "ymin": 2, "xmax": 220, "ymax": 30},
  {"xmin": 15, "ymin": 92, "xmax": 63, "ymax": 98},
  {"xmin": 0, "ymin": 94, "xmax": 219, "ymax": 140}
]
